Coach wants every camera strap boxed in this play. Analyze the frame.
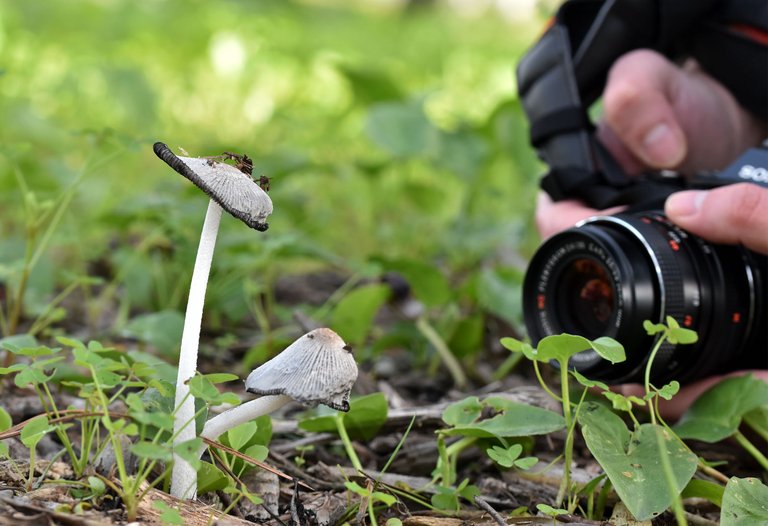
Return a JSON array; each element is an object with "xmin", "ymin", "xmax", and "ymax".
[{"xmin": 517, "ymin": 0, "xmax": 768, "ymax": 209}]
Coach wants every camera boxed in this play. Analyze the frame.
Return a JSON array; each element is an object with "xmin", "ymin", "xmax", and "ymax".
[
  {"xmin": 515, "ymin": 0, "xmax": 768, "ymax": 384},
  {"xmin": 523, "ymin": 202, "xmax": 767, "ymax": 385}
]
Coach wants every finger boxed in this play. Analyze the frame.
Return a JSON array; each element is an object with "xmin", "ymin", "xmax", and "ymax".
[
  {"xmin": 535, "ymin": 192, "xmax": 624, "ymax": 239},
  {"xmin": 602, "ymin": 50, "xmax": 687, "ymax": 169},
  {"xmin": 665, "ymin": 184, "xmax": 768, "ymax": 254}
]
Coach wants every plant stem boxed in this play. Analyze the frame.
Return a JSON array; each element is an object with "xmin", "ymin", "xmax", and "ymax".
[
  {"xmin": 335, "ymin": 412, "xmax": 364, "ymax": 472},
  {"xmin": 734, "ymin": 431, "xmax": 768, "ymax": 471},
  {"xmin": 171, "ymin": 200, "xmax": 223, "ymax": 500},
  {"xmin": 533, "ymin": 360, "xmax": 562, "ymax": 402},
  {"xmin": 555, "ymin": 363, "xmax": 572, "ymax": 506},
  {"xmin": 415, "ymin": 316, "xmax": 467, "ymax": 388},
  {"xmin": 643, "ymin": 334, "xmax": 666, "ymax": 426}
]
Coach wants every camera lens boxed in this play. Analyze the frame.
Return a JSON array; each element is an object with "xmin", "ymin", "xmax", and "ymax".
[
  {"xmin": 523, "ymin": 212, "xmax": 766, "ymax": 384},
  {"xmin": 555, "ymin": 258, "xmax": 616, "ymax": 339}
]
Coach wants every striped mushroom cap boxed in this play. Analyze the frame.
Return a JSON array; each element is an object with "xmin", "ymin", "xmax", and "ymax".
[
  {"xmin": 245, "ymin": 328, "xmax": 358, "ymax": 411},
  {"xmin": 153, "ymin": 142, "xmax": 273, "ymax": 231}
]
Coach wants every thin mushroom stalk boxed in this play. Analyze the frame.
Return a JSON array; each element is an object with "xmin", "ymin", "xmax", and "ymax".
[
  {"xmin": 171, "ymin": 200, "xmax": 222, "ymax": 499},
  {"xmin": 153, "ymin": 142, "xmax": 273, "ymax": 500},
  {"xmin": 197, "ymin": 395, "xmax": 292, "ymax": 457}
]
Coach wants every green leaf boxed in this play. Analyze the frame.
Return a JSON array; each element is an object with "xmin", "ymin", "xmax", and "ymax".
[
  {"xmin": 299, "ymin": 393, "xmax": 387, "ymax": 441},
  {"xmin": 203, "ymin": 373, "xmax": 239, "ymax": 384},
  {"xmin": 175, "ymin": 438, "xmax": 203, "ymax": 471},
  {"xmin": 122, "ymin": 310, "xmax": 185, "ymax": 357},
  {"xmin": 0, "ymin": 408, "xmax": 11, "ymax": 432},
  {"xmin": 0, "ymin": 407, "xmax": 11, "ymax": 458},
  {"xmin": 365, "ymin": 101, "xmax": 438, "ymax": 158},
  {"xmin": 442, "ymin": 397, "xmax": 483, "ymax": 427},
  {"xmin": 721, "ymin": 477, "xmax": 768, "ymax": 526},
  {"xmin": 603, "ymin": 391, "xmax": 643, "ymax": 413},
  {"xmin": 1, "ymin": 344, "xmax": 59, "ymax": 357},
  {"xmin": 579, "ymin": 403, "xmax": 697, "ymax": 520},
  {"xmin": 377, "ymin": 258, "xmax": 452, "ymax": 307},
  {"xmin": 681, "ymin": 479, "xmax": 723, "ymax": 508},
  {"xmin": 667, "ymin": 326, "xmax": 698, "ymax": 345},
  {"xmin": 87, "ymin": 476, "xmax": 106, "ymax": 497},
  {"xmin": 536, "ymin": 334, "xmax": 625, "ymax": 365},
  {"xmin": 476, "ymin": 267, "xmax": 523, "ymax": 327},
  {"xmin": 334, "ymin": 63, "xmax": 404, "ymax": 104},
  {"xmin": 197, "ymin": 461, "xmax": 230, "ymax": 494},
  {"xmin": 443, "ymin": 397, "xmax": 565, "ymax": 438},
  {"xmin": 499, "ymin": 337, "xmax": 536, "ymax": 360},
  {"xmin": 486, "ymin": 444, "xmax": 522, "ymax": 468},
  {"xmin": 152, "ymin": 501, "xmax": 184, "ymax": 526},
  {"xmin": 514, "ymin": 456, "xmax": 538, "ymax": 470},
  {"xmin": 656, "ymin": 381, "xmax": 680, "ymax": 400},
  {"xmin": 0, "ymin": 334, "xmax": 38, "ymax": 351},
  {"xmin": 434, "ymin": 128, "xmax": 488, "ymax": 178},
  {"xmin": 643, "ymin": 320, "xmax": 666, "ymax": 335},
  {"xmin": 222, "ymin": 421, "xmax": 258, "ymax": 452},
  {"xmin": 537, "ymin": 504, "xmax": 568, "ymax": 517},
  {"xmin": 330, "ymin": 283, "xmax": 390, "ymax": 348},
  {"xmin": 20, "ymin": 416, "xmax": 53, "ymax": 449},
  {"xmin": 570, "ymin": 369, "xmax": 609, "ymax": 391},
  {"xmin": 130, "ymin": 441, "xmax": 173, "ymax": 462},
  {"xmin": 674, "ymin": 375, "xmax": 768, "ymax": 442}
]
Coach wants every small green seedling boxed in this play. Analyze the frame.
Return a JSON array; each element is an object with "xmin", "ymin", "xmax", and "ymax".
[
  {"xmin": 486, "ymin": 443, "xmax": 538, "ymax": 470},
  {"xmin": 434, "ymin": 395, "xmax": 563, "ymax": 488},
  {"xmin": 501, "ymin": 333, "xmax": 624, "ymax": 506}
]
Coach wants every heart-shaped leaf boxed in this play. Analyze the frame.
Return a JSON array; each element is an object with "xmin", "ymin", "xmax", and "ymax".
[
  {"xmin": 579, "ymin": 403, "xmax": 697, "ymax": 520},
  {"xmin": 443, "ymin": 397, "xmax": 564, "ymax": 438},
  {"xmin": 674, "ymin": 375, "xmax": 768, "ymax": 443},
  {"xmin": 721, "ymin": 477, "xmax": 768, "ymax": 526}
]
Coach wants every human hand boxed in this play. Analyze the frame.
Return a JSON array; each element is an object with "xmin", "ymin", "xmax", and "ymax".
[
  {"xmin": 533, "ymin": 49, "xmax": 768, "ymax": 420},
  {"xmin": 535, "ymin": 49, "xmax": 768, "ymax": 255}
]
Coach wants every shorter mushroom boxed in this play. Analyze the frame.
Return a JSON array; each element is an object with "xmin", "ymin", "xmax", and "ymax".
[{"xmin": 174, "ymin": 328, "xmax": 358, "ymax": 498}]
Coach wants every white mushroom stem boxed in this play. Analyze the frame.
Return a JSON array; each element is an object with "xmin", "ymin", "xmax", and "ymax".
[
  {"xmin": 171, "ymin": 200, "xmax": 223, "ymax": 500},
  {"xmin": 197, "ymin": 394, "xmax": 292, "ymax": 456}
]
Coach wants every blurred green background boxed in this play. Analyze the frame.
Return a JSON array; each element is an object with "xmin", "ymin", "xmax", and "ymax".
[{"xmin": 0, "ymin": 0, "xmax": 548, "ymax": 372}]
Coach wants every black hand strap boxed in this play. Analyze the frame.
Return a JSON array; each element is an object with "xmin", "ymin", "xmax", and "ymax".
[{"xmin": 517, "ymin": 0, "xmax": 768, "ymax": 209}]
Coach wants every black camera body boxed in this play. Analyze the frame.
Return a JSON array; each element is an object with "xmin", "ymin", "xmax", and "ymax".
[
  {"xmin": 523, "ymin": 150, "xmax": 768, "ymax": 384},
  {"xmin": 516, "ymin": 0, "xmax": 768, "ymax": 383}
]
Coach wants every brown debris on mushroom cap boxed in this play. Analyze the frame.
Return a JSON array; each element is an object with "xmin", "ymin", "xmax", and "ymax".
[
  {"xmin": 153, "ymin": 142, "xmax": 273, "ymax": 231},
  {"xmin": 245, "ymin": 328, "xmax": 358, "ymax": 411}
]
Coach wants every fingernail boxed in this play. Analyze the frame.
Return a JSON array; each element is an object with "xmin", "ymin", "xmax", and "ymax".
[
  {"xmin": 666, "ymin": 190, "xmax": 706, "ymax": 218},
  {"xmin": 642, "ymin": 123, "xmax": 684, "ymax": 167}
]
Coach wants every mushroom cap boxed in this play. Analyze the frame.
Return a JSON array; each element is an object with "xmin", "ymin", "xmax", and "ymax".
[
  {"xmin": 245, "ymin": 328, "xmax": 358, "ymax": 411},
  {"xmin": 153, "ymin": 142, "xmax": 273, "ymax": 231}
]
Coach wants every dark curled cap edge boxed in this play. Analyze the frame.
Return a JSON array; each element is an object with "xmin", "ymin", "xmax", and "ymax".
[{"xmin": 153, "ymin": 141, "xmax": 270, "ymax": 232}]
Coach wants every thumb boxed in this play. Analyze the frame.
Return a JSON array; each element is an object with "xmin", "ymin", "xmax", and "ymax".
[{"xmin": 665, "ymin": 183, "xmax": 768, "ymax": 254}]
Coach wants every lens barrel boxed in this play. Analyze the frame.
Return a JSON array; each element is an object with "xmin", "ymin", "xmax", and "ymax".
[{"xmin": 523, "ymin": 212, "xmax": 767, "ymax": 384}]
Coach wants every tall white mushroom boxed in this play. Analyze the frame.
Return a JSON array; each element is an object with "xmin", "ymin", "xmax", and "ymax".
[{"xmin": 153, "ymin": 142, "xmax": 273, "ymax": 499}]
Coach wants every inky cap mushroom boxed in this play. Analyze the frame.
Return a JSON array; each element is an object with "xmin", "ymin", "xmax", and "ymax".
[
  {"xmin": 153, "ymin": 142, "xmax": 273, "ymax": 231},
  {"xmin": 245, "ymin": 328, "xmax": 357, "ymax": 411}
]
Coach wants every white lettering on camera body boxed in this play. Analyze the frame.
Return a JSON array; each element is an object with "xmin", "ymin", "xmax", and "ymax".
[{"xmin": 738, "ymin": 164, "xmax": 768, "ymax": 184}]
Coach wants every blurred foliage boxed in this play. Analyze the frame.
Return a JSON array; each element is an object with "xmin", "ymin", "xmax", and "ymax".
[{"xmin": 0, "ymin": 0, "xmax": 545, "ymax": 364}]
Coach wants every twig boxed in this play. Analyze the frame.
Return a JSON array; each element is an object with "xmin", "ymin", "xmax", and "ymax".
[
  {"xmin": 202, "ymin": 436, "xmax": 314, "ymax": 491},
  {"xmin": 474, "ymin": 495, "xmax": 506, "ymax": 526}
]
